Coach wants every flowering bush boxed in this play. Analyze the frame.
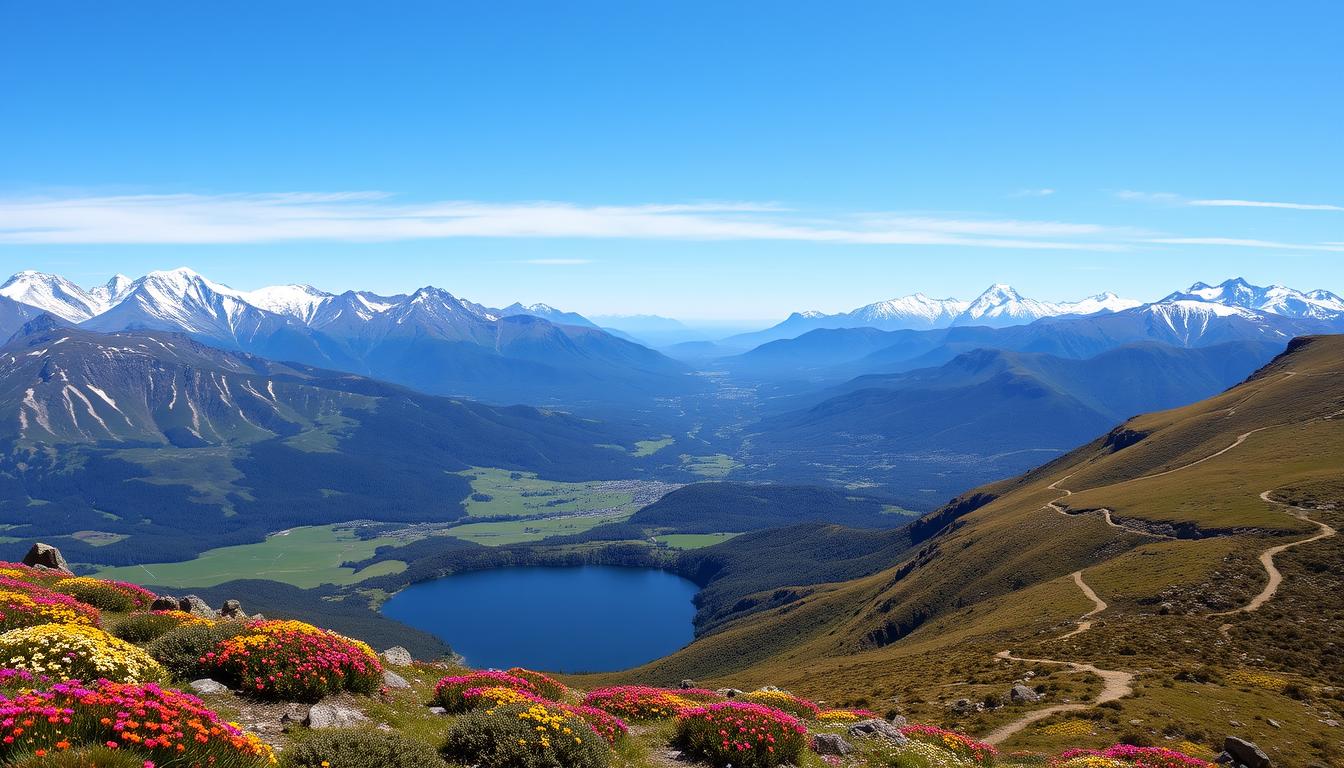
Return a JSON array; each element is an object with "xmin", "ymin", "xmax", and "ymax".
[
  {"xmin": 581, "ymin": 685, "xmax": 697, "ymax": 719},
  {"xmin": 0, "ymin": 577, "xmax": 101, "ymax": 632},
  {"xmin": 203, "ymin": 619, "xmax": 382, "ymax": 702},
  {"xmin": 53, "ymin": 577, "xmax": 157, "ymax": 613},
  {"xmin": 1051, "ymin": 745, "xmax": 1213, "ymax": 767},
  {"xmin": 0, "ymin": 679, "xmax": 275, "ymax": 766},
  {"xmin": 110, "ymin": 610, "xmax": 211, "ymax": 644},
  {"xmin": 9, "ymin": 745, "xmax": 150, "ymax": 768},
  {"xmin": 901, "ymin": 724, "xmax": 997, "ymax": 766},
  {"xmin": 506, "ymin": 667, "xmax": 568, "ymax": 700},
  {"xmin": 0, "ymin": 563, "xmax": 59, "ymax": 585},
  {"xmin": 816, "ymin": 708, "xmax": 880, "ymax": 722},
  {"xmin": 0, "ymin": 623, "xmax": 163, "ymax": 683},
  {"xmin": 147, "ymin": 620, "xmax": 246, "ymax": 681},
  {"xmin": 0, "ymin": 668, "xmax": 45, "ymax": 695},
  {"xmin": 435, "ymin": 671, "xmax": 536, "ymax": 712},
  {"xmin": 741, "ymin": 689, "xmax": 821, "ymax": 719},
  {"xmin": 281, "ymin": 727, "xmax": 445, "ymax": 768},
  {"xmin": 674, "ymin": 701, "xmax": 808, "ymax": 768},
  {"xmin": 878, "ymin": 739, "xmax": 984, "ymax": 768},
  {"xmin": 443, "ymin": 700, "xmax": 609, "ymax": 768},
  {"xmin": 461, "ymin": 686, "xmax": 629, "ymax": 745}
]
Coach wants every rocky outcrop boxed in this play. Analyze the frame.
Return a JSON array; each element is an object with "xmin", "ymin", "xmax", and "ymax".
[
  {"xmin": 383, "ymin": 670, "xmax": 410, "ymax": 689},
  {"xmin": 219, "ymin": 599, "xmax": 248, "ymax": 619},
  {"xmin": 189, "ymin": 679, "xmax": 229, "ymax": 695},
  {"xmin": 381, "ymin": 646, "xmax": 413, "ymax": 666},
  {"xmin": 21, "ymin": 543, "xmax": 72, "ymax": 575},
  {"xmin": 847, "ymin": 719, "xmax": 907, "ymax": 744},
  {"xmin": 305, "ymin": 701, "xmax": 370, "ymax": 729},
  {"xmin": 812, "ymin": 734, "xmax": 853, "ymax": 755},
  {"xmin": 1216, "ymin": 736, "xmax": 1272, "ymax": 768},
  {"xmin": 1009, "ymin": 684, "xmax": 1040, "ymax": 703}
]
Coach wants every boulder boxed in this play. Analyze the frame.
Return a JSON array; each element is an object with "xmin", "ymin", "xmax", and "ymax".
[
  {"xmin": 180, "ymin": 595, "xmax": 217, "ymax": 619},
  {"xmin": 1218, "ymin": 736, "xmax": 1272, "ymax": 768},
  {"xmin": 383, "ymin": 670, "xmax": 411, "ymax": 689},
  {"xmin": 847, "ymin": 719, "xmax": 907, "ymax": 743},
  {"xmin": 188, "ymin": 679, "xmax": 229, "ymax": 695},
  {"xmin": 218, "ymin": 599, "xmax": 247, "ymax": 619},
  {"xmin": 678, "ymin": 679, "xmax": 698, "ymax": 690},
  {"xmin": 716, "ymin": 688, "xmax": 743, "ymax": 698},
  {"xmin": 427, "ymin": 706, "xmax": 447, "ymax": 716},
  {"xmin": 21, "ymin": 543, "xmax": 72, "ymax": 575},
  {"xmin": 812, "ymin": 734, "xmax": 853, "ymax": 756},
  {"xmin": 151, "ymin": 596, "xmax": 182, "ymax": 612},
  {"xmin": 381, "ymin": 646, "xmax": 414, "ymax": 667},
  {"xmin": 1010, "ymin": 684, "xmax": 1041, "ymax": 703},
  {"xmin": 280, "ymin": 704, "xmax": 310, "ymax": 726},
  {"xmin": 950, "ymin": 697, "xmax": 976, "ymax": 714},
  {"xmin": 305, "ymin": 701, "xmax": 370, "ymax": 729}
]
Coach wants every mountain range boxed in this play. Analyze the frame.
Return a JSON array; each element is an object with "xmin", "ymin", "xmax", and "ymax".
[
  {"xmin": 722, "ymin": 278, "xmax": 1342, "ymax": 348},
  {"xmin": 0, "ymin": 269, "xmax": 697, "ymax": 406},
  {"xmin": 723, "ymin": 279, "xmax": 1344, "ymax": 383}
]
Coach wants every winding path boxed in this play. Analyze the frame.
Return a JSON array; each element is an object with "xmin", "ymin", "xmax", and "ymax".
[
  {"xmin": 1211, "ymin": 490, "xmax": 1337, "ymax": 619},
  {"xmin": 990, "ymin": 402, "xmax": 1330, "ymax": 745},
  {"xmin": 984, "ymin": 570, "xmax": 1132, "ymax": 745}
]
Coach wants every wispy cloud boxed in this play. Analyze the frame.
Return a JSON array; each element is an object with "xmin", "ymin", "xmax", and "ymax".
[
  {"xmin": 0, "ymin": 191, "xmax": 1129, "ymax": 251},
  {"xmin": 1188, "ymin": 198, "xmax": 1344, "ymax": 212},
  {"xmin": 1010, "ymin": 188, "xmax": 1056, "ymax": 198},
  {"xmin": 521, "ymin": 258, "xmax": 592, "ymax": 265},
  {"xmin": 1147, "ymin": 237, "xmax": 1344, "ymax": 252},
  {"xmin": 1118, "ymin": 190, "xmax": 1344, "ymax": 213},
  {"xmin": 1114, "ymin": 190, "xmax": 1183, "ymax": 204}
]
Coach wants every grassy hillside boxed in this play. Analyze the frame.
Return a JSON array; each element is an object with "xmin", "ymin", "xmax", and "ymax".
[{"xmin": 584, "ymin": 335, "xmax": 1344, "ymax": 766}]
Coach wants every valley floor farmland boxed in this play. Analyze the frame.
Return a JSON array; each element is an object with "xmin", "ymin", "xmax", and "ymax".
[{"xmin": 94, "ymin": 524, "xmax": 407, "ymax": 588}]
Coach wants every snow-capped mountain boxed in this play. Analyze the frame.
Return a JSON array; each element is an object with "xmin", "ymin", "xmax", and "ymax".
[
  {"xmin": 1163, "ymin": 278, "xmax": 1344, "ymax": 321},
  {"xmin": 950, "ymin": 284, "xmax": 1066, "ymax": 328},
  {"xmin": 81, "ymin": 268, "xmax": 299, "ymax": 345},
  {"xmin": 728, "ymin": 284, "xmax": 1143, "ymax": 346},
  {"xmin": 1054, "ymin": 292, "xmax": 1144, "ymax": 317},
  {"xmin": 847, "ymin": 293, "xmax": 969, "ymax": 330},
  {"xmin": 0, "ymin": 267, "xmax": 691, "ymax": 405},
  {"xmin": 241, "ymin": 284, "xmax": 334, "ymax": 324},
  {"xmin": 495, "ymin": 302, "xmax": 598, "ymax": 328},
  {"xmin": 0, "ymin": 270, "xmax": 109, "ymax": 322}
]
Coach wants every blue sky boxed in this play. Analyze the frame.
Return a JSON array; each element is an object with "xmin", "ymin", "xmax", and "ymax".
[{"xmin": 1, "ymin": 1, "xmax": 1341, "ymax": 321}]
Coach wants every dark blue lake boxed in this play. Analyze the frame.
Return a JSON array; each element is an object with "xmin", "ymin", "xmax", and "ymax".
[{"xmin": 380, "ymin": 566, "xmax": 700, "ymax": 672}]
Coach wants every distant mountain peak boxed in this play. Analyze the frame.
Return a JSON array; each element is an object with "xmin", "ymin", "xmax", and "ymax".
[{"xmin": 0, "ymin": 270, "xmax": 107, "ymax": 322}]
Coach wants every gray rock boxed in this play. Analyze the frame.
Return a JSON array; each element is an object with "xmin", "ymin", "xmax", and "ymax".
[
  {"xmin": 950, "ymin": 697, "xmax": 976, "ymax": 714},
  {"xmin": 427, "ymin": 706, "xmax": 447, "ymax": 715},
  {"xmin": 1222, "ymin": 736, "xmax": 1272, "ymax": 768},
  {"xmin": 679, "ymin": 679, "xmax": 698, "ymax": 690},
  {"xmin": 717, "ymin": 688, "xmax": 743, "ymax": 698},
  {"xmin": 21, "ymin": 543, "xmax": 72, "ymax": 575},
  {"xmin": 812, "ymin": 734, "xmax": 853, "ymax": 756},
  {"xmin": 280, "ymin": 704, "xmax": 310, "ymax": 726},
  {"xmin": 180, "ymin": 595, "xmax": 218, "ymax": 619},
  {"xmin": 1326, "ymin": 719, "xmax": 1340, "ymax": 728},
  {"xmin": 1010, "ymin": 684, "xmax": 1041, "ymax": 703},
  {"xmin": 1267, "ymin": 719, "xmax": 1280, "ymax": 729},
  {"xmin": 305, "ymin": 701, "xmax": 370, "ymax": 729},
  {"xmin": 219, "ymin": 599, "xmax": 247, "ymax": 618},
  {"xmin": 151, "ymin": 596, "xmax": 182, "ymax": 612},
  {"xmin": 382, "ymin": 646, "xmax": 414, "ymax": 666},
  {"xmin": 383, "ymin": 670, "xmax": 411, "ymax": 689},
  {"xmin": 188, "ymin": 679, "xmax": 229, "ymax": 695},
  {"xmin": 847, "ymin": 719, "xmax": 907, "ymax": 743}
]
